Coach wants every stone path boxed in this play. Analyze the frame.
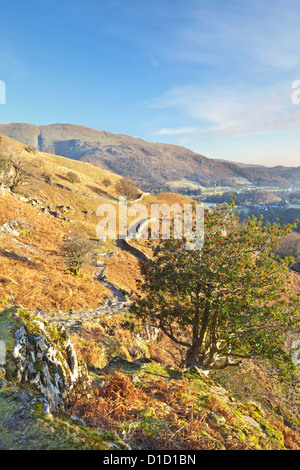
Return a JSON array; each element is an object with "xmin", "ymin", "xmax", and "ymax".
[{"xmin": 38, "ymin": 253, "xmax": 131, "ymax": 330}]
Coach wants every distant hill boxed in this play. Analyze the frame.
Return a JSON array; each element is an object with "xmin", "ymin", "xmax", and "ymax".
[
  {"xmin": 0, "ymin": 132, "xmax": 198, "ymax": 311},
  {"xmin": 214, "ymin": 158, "xmax": 300, "ymax": 182},
  {"xmin": 0, "ymin": 122, "xmax": 291, "ymax": 189},
  {"xmin": 1, "ymin": 133, "xmax": 300, "ymax": 452}
]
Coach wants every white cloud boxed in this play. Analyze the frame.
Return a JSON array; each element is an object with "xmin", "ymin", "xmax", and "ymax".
[
  {"xmin": 167, "ymin": 1, "xmax": 300, "ymax": 72},
  {"xmin": 153, "ymin": 126, "xmax": 198, "ymax": 136},
  {"xmin": 150, "ymin": 82, "xmax": 300, "ymax": 139}
]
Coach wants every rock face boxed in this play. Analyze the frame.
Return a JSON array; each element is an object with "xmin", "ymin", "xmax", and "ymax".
[
  {"xmin": 2, "ymin": 307, "xmax": 89, "ymax": 411},
  {"xmin": 0, "ymin": 158, "xmax": 14, "ymax": 195}
]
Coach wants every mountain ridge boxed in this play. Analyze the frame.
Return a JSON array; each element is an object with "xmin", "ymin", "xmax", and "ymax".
[{"xmin": 0, "ymin": 122, "xmax": 293, "ymax": 188}]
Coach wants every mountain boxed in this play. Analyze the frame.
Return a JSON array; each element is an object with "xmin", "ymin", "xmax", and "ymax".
[
  {"xmin": 214, "ymin": 158, "xmax": 300, "ymax": 182},
  {"xmin": 0, "ymin": 123, "xmax": 291, "ymax": 188},
  {"xmin": 0, "ymin": 132, "xmax": 196, "ymax": 311}
]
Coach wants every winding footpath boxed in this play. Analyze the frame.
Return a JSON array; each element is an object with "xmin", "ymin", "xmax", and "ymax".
[{"xmin": 37, "ymin": 195, "xmax": 154, "ymax": 329}]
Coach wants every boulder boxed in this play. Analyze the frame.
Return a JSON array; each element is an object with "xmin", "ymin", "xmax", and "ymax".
[{"xmin": 1, "ymin": 307, "xmax": 90, "ymax": 412}]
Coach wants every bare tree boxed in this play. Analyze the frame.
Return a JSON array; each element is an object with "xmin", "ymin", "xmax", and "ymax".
[
  {"xmin": 0, "ymin": 154, "xmax": 12, "ymax": 189},
  {"xmin": 0, "ymin": 150, "xmax": 28, "ymax": 192},
  {"xmin": 115, "ymin": 177, "xmax": 139, "ymax": 200},
  {"xmin": 67, "ymin": 171, "xmax": 81, "ymax": 184},
  {"xmin": 10, "ymin": 157, "xmax": 29, "ymax": 191},
  {"xmin": 102, "ymin": 177, "xmax": 111, "ymax": 188},
  {"xmin": 60, "ymin": 232, "xmax": 96, "ymax": 276}
]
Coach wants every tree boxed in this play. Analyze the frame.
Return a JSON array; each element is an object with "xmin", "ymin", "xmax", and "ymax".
[
  {"xmin": 0, "ymin": 153, "xmax": 28, "ymax": 192},
  {"xmin": 0, "ymin": 153, "xmax": 13, "ymax": 188},
  {"xmin": 115, "ymin": 177, "xmax": 139, "ymax": 200},
  {"xmin": 67, "ymin": 171, "xmax": 81, "ymax": 184},
  {"xmin": 102, "ymin": 177, "xmax": 111, "ymax": 188},
  {"xmin": 0, "ymin": 137, "xmax": 13, "ymax": 189},
  {"xmin": 10, "ymin": 157, "xmax": 29, "ymax": 191},
  {"xmin": 131, "ymin": 199, "xmax": 300, "ymax": 375},
  {"xmin": 60, "ymin": 232, "xmax": 96, "ymax": 276}
]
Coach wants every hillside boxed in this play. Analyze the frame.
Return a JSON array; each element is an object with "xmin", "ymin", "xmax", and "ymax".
[
  {"xmin": 214, "ymin": 158, "xmax": 300, "ymax": 184},
  {"xmin": 0, "ymin": 133, "xmax": 198, "ymax": 312},
  {"xmin": 1, "ymin": 305, "xmax": 300, "ymax": 451},
  {"xmin": 0, "ymin": 133, "xmax": 300, "ymax": 452},
  {"xmin": 0, "ymin": 123, "xmax": 290, "ymax": 189}
]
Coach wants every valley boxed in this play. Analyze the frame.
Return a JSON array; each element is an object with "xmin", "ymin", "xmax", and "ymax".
[
  {"xmin": 0, "ymin": 131, "xmax": 299, "ymax": 451},
  {"xmin": 0, "ymin": 123, "xmax": 298, "ymax": 193}
]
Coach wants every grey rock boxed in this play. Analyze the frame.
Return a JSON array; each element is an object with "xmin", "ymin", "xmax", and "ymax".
[
  {"xmin": 0, "ymin": 223, "xmax": 19, "ymax": 237},
  {"xmin": 0, "ymin": 379, "xmax": 7, "ymax": 389},
  {"xmin": 14, "ymin": 391, "xmax": 33, "ymax": 406},
  {"xmin": 71, "ymin": 415, "xmax": 86, "ymax": 426},
  {"xmin": 208, "ymin": 411, "xmax": 226, "ymax": 425},
  {"xmin": 6, "ymin": 309, "xmax": 90, "ymax": 412}
]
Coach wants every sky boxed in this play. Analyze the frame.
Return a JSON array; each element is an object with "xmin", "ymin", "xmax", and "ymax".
[{"xmin": 0, "ymin": 0, "xmax": 300, "ymax": 167}]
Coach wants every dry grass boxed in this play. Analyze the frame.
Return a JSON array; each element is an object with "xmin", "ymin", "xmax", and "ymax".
[
  {"xmin": 0, "ymin": 133, "xmax": 126, "ymax": 200},
  {"xmin": 0, "ymin": 194, "xmax": 109, "ymax": 312},
  {"xmin": 272, "ymin": 419, "xmax": 300, "ymax": 450},
  {"xmin": 71, "ymin": 313, "xmax": 150, "ymax": 370},
  {"xmin": 69, "ymin": 371, "xmax": 256, "ymax": 450},
  {"xmin": 70, "ymin": 328, "xmax": 106, "ymax": 368},
  {"xmin": 153, "ymin": 192, "xmax": 196, "ymax": 206},
  {"xmin": 148, "ymin": 332, "xmax": 184, "ymax": 367},
  {"xmin": 0, "ymin": 135, "xmax": 132, "ymax": 312},
  {"xmin": 104, "ymin": 251, "xmax": 142, "ymax": 292},
  {"xmin": 291, "ymin": 270, "xmax": 300, "ymax": 295},
  {"xmin": 69, "ymin": 372, "xmax": 150, "ymax": 429}
]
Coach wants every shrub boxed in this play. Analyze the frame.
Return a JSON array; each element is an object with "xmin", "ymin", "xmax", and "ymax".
[
  {"xmin": 115, "ymin": 178, "xmax": 139, "ymax": 200},
  {"xmin": 67, "ymin": 171, "xmax": 81, "ymax": 184},
  {"xmin": 102, "ymin": 178, "xmax": 111, "ymax": 187},
  {"xmin": 60, "ymin": 231, "xmax": 96, "ymax": 276}
]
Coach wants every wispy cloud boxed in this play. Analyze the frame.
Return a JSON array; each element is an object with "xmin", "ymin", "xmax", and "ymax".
[
  {"xmin": 150, "ymin": 82, "xmax": 300, "ymax": 140},
  {"xmin": 0, "ymin": 49, "xmax": 28, "ymax": 78},
  {"xmin": 162, "ymin": 0, "xmax": 300, "ymax": 73},
  {"xmin": 153, "ymin": 126, "xmax": 198, "ymax": 136}
]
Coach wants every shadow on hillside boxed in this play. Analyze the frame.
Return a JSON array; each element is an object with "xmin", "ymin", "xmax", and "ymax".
[
  {"xmin": 86, "ymin": 185, "xmax": 110, "ymax": 197},
  {"xmin": 56, "ymin": 174, "xmax": 71, "ymax": 183},
  {"xmin": 0, "ymin": 248, "xmax": 40, "ymax": 268},
  {"xmin": 98, "ymin": 356, "xmax": 181, "ymax": 380}
]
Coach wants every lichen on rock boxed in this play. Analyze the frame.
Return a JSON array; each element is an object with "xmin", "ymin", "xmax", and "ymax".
[{"xmin": 1, "ymin": 306, "xmax": 89, "ymax": 412}]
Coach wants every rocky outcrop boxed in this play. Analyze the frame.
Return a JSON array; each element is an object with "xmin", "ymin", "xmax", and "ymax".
[
  {"xmin": 1, "ymin": 307, "xmax": 89, "ymax": 412},
  {"xmin": 0, "ymin": 161, "xmax": 14, "ymax": 195}
]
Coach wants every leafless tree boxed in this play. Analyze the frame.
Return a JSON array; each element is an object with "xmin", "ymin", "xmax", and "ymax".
[
  {"xmin": 60, "ymin": 231, "xmax": 96, "ymax": 276},
  {"xmin": 67, "ymin": 171, "xmax": 81, "ymax": 184},
  {"xmin": 115, "ymin": 177, "xmax": 139, "ymax": 200}
]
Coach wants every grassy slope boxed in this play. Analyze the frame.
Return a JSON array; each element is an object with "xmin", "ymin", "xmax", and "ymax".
[
  {"xmin": 1, "ymin": 133, "xmax": 300, "ymax": 451},
  {"xmin": 0, "ymin": 133, "xmax": 202, "ymax": 309},
  {"xmin": 0, "ymin": 389, "xmax": 112, "ymax": 450},
  {"xmin": 68, "ymin": 314, "xmax": 300, "ymax": 451},
  {"xmin": 1, "ymin": 305, "xmax": 300, "ymax": 451},
  {"xmin": 0, "ymin": 307, "xmax": 118, "ymax": 450},
  {"xmin": 0, "ymin": 135, "xmax": 137, "ymax": 310}
]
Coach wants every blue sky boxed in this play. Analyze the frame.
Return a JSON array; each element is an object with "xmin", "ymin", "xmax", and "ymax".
[{"xmin": 0, "ymin": 0, "xmax": 300, "ymax": 166}]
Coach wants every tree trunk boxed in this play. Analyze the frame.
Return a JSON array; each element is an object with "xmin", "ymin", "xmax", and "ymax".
[{"xmin": 184, "ymin": 300, "xmax": 211, "ymax": 368}]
